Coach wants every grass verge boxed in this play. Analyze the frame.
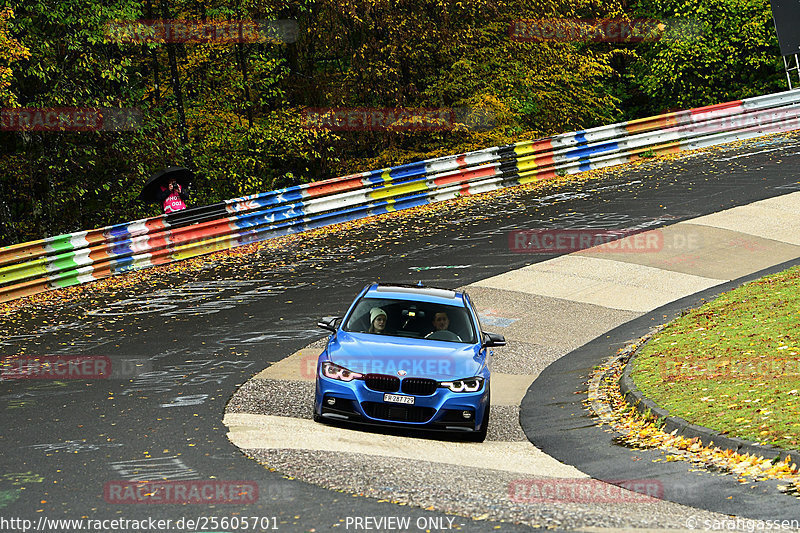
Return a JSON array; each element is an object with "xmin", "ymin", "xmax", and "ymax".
[{"xmin": 631, "ymin": 264, "xmax": 800, "ymax": 451}]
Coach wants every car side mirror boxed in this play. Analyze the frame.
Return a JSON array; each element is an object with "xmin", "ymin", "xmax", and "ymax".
[
  {"xmin": 482, "ymin": 331, "xmax": 506, "ymax": 347},
  {"xmin": 317, "ymin": 316, "xmax": 341, "ymax": 332}
]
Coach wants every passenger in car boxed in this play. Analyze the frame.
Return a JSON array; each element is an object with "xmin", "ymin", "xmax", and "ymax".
[{"xmin": 368, "ymin": 307, "xmax": 388, "ymax": 334}]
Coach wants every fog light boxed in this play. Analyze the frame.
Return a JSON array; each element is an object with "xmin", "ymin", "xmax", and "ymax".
[
  {"xmin": 462, "ymin": 410, "xmax": 472, "ymax": 419},
  {"xmin": 326, "ymin": 397, "xmax": 336, "ymax": 406}
]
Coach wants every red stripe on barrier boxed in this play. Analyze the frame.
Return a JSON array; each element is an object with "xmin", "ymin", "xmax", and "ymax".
[
  {"xmin": 433, "ymin": 166, "xmax": 499, "ymax": 187},
  {"xmin": 149, "ymin": 247, "xmax": 175, "ymax": 265},
  {"xmin": 170, "ymin": 220, "xmax": 234, "ymax": 246},
  {"xmin": 529, "ymin": 138, "xmax": 555, "ymax": 154},
  {"xmin": 145, "ymin": 218, "xmax": 168, "ymax": 233},
  {"xmin": 91, "ymin": 264, "xmax": 112, "ymax": 278},
  {"xmin": 85, "ymin": 229, "xmax": 107, "ymax": 246},
  {"xmin": 690, "ymin": 100, "xmax": 743, "ymax": 117},
  {"xmin": 534, "ymin": 148, "xmax": 555, "ymax": 169},
  {"xmin": 88, "ymin": 248, "xmax": 111, "ymax": 263},
  {"xmin": 0, "ymin": 242, "xmax": 48, "ymax": 268},
  {"xmin": 144, "ymin": 233, "xmax": 170, "ymax": 252},
  {"xmin": 532, "ymin": 168, "xmax": 558, "ymax": 181},
  {"xmin": 304, "ymin": 173, "xmax": 371, "ymax": 197},
  {"xmin": 0, "ymin": 280, "xmax": 48, "ymax": 303}
]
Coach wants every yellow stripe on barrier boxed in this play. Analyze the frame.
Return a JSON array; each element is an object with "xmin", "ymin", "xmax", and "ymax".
[
  {"xmin": 517, "ymin": 157, "xmax": 541, "ymax": 172},
  {"xmin": 171, "ymin": 234, "xmax": 237, "ymax": 261},
  {"xmin": 626, "ymin": 114, "xmax": 680, "ymax": 134},
  {"xmin": 368, "ymin": 180, "xmax": 427, "ymax": 200},
  {"xmin": 517, "ymin": 168, "xmax": 558, "ymax": 185},
  {"xmin": 0, "ymin": 259, "xmax": 49, "ymax": 285}
]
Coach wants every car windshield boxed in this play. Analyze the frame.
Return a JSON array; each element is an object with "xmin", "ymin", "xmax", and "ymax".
[{"xmin": 343, "ymin": 297, "xmax": 477, "ymax": 344}]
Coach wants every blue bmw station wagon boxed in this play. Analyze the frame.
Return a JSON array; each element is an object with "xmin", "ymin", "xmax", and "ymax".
[{"xmin": 314, "ymin": 283, "xmax": 505, "ymax": 441}]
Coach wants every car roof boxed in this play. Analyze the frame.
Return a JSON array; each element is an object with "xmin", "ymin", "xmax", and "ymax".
[{"xmin": 364, "ymin": 283, "xmax": 465, "ymax": 305}]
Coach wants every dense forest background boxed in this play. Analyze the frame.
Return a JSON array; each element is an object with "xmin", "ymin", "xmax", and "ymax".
[{"xmin": 0, "ymin": 0, "xmax": 785, "ymax": 246}]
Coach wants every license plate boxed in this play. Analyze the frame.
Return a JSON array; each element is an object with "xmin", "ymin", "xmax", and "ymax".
[{"xmin": 384, "ymin": 393, "xmax": 414, "ymax": 405}]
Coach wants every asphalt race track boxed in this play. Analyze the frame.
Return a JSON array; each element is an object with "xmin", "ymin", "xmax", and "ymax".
[{"xmin": 2, "ymin": 133, "xmax": 800, "ymax": 532}]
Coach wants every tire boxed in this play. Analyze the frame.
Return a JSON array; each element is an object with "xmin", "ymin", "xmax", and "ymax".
[
  {"xmin": 467, "ymin": 396, "xmax": 490, "ymax": 443},
  {"xmin": 312, "ymin": 383, "xmax": 322, "ymax": 422},
  {"xmin": 312, "ymin": 399, "xmax": 322, "ymax": 422}
]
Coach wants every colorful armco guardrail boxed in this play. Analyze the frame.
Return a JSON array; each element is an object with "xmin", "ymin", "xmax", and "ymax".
[{"xmin": 2, "ymin": 90, "xmax": 800, "ymax": 303}]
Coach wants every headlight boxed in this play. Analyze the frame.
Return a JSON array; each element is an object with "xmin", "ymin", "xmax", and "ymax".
[
  {"xmin": 321, "ymin": 362, "xmax": 363, "ymax": 382},
  {"xmin": 440, "ymin": 376, "xmax": 483, "ymax": 393}
]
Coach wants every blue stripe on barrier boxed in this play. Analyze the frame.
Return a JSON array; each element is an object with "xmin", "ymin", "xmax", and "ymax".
[
  {"xmin": 566, "ymin": 141, "xmax": 619, "ymax": 171},
  {"xmin": 565, "ymin": 141, "xmax": 619, "ymax": 159},
  {"xmin": 109, "ymin": 240, "xmax": 135, "ymax": 257},
  {"xmin": 235, "ymin": 196, "xmax": 407, "ymax": 244},
  {"xmin": 361, "ymin": 169, "xmax": 389, "ymax": 186},
  {"xmin": 276, "ymin": 190, "xmax": 305, "ymax": 204},
  {"xmin": 392, "ymin": 192, "xmax": 430, "ymax": 210},
  {"xmin": 228, "ymin": 180, "xmax": 313, "ymax": 208},
  {"xmin": 229, "ymin": 190, "xmax": 283, "ymax": 210},
  {"xmin": 236, "ymin": 229, "xmax": 262, "ymax": 246},
  {"xmin": 306, "ymin": 208, "xmax": 378, "ymax": 229},
  {"xmin": 231, "ymin": 204, "xmax": 303, "ymax": 229},
  {"xmin": 390, "ymin": 161, "xmax": 428, "ymax": 181},
  {"xmin": 107, "ymin": 223, "xmax": 135, "ymax": 240},
  {"xmin": 111, "ymin": 255, "xmax": 136, "ymax": 273}
]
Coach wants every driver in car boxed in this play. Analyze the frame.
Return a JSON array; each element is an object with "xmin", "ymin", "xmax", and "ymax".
[{"xmin": 425, "ymin": 311, "xmax": 462, "ymax": 341}]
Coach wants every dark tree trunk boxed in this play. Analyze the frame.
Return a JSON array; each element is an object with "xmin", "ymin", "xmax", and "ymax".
[
  {"xmin": 236, "ymin": 42, "xmax": 254, "ymax": 128},
  {"xmin": 0, "ymin": 178, "xmax": 19, "ymax": 245},
  {"xmin": 159, "ymin": 0, "xmax": 193, "ymax": 167},
  {"xmin": 146, "ymin": 0, "xmax": 160, "ymax": 103}
]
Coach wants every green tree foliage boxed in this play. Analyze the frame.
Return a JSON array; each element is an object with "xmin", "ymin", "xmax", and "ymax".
[
  {"xmin": 625, "ymin": 0, "xmax": 784, "ymax": 112},
  {"xmin": 2, "ymin": 0, "xmax": 148, "ymax": 243},
  {"xmin": 0, "ymin": 8, "xmax": 30, "ymax": 107},
  {"xmin": 0, "ymin": 0, "xmax": 789, "ymax": 245}
]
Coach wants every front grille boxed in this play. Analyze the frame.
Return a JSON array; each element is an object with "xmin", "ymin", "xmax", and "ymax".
[
  {"xmin": 361, "ymin": 402, "xmax": 436, "ymax": 423},
  {"xmin": 364, "ymin": 373, "xmax": 400, "ymax": 393},
  {"xmin": 401, "ymin": 377, "xmax": 438, "ymax": 396}
]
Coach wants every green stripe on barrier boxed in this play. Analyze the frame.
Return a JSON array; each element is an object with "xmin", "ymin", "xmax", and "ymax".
[{"xmin": 46, "ymin": 234, "xmax": 81, "ymax": 253}]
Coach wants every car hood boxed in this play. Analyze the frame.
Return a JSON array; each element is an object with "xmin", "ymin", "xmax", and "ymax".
[{"xmin": 327, "ymin": 331, "xmax": 484, "ymax": 381}]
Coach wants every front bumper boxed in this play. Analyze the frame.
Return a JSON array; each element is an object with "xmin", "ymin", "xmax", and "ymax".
[{"xmin": 314, "ymin": 375, "xmax": 489, "ymax": 432}]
